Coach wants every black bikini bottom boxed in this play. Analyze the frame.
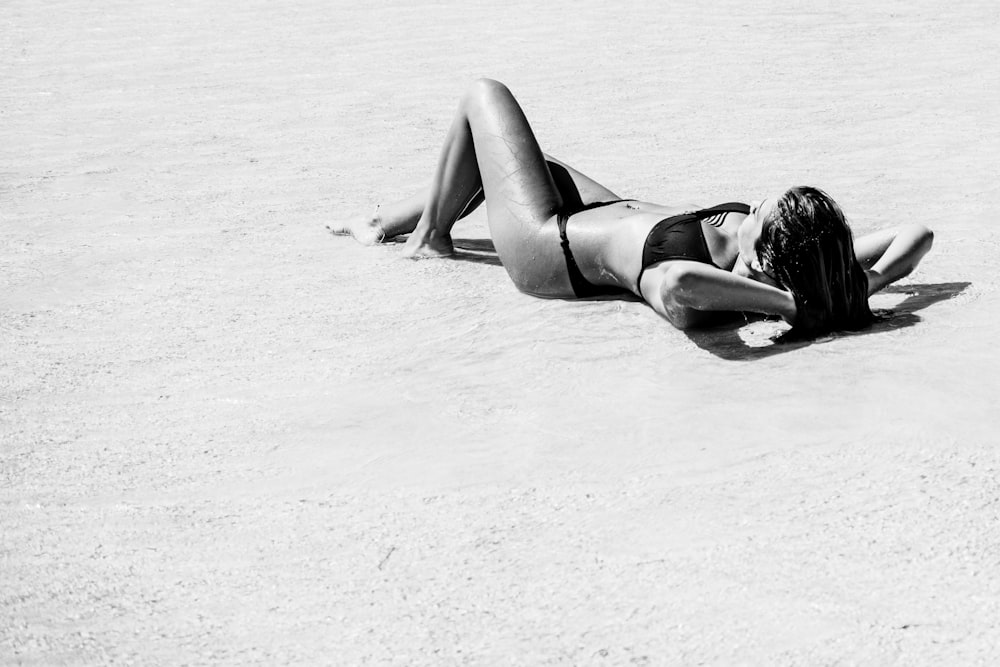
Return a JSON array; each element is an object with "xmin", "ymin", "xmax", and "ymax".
[{"xmin": 557, "ymin": 209, "xmax": 625, "ymax": 298}]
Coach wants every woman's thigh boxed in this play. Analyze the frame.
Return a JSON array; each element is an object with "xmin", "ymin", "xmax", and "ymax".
[{"xmin": 465, "ymin": 79, "xmax": 573, "ymax": 295}]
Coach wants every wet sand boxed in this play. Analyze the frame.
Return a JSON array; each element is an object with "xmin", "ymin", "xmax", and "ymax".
[{"xmin": 3, "ymin": 0, "xmax": 1000, "ymax": 663}]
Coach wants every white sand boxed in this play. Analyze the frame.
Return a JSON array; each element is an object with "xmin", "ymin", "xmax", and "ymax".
[{"xmin": 3, "ymin": 0, "xmax": 1000, "ymax": 663}]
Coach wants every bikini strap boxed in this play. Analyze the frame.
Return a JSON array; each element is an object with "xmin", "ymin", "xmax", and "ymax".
[{"xmin": 694, "ymin": 202, "xmax": 750, "ymax": 216}]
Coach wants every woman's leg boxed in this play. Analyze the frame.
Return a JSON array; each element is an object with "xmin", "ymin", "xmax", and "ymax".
[
  {"xmin": 544, "ymin": 155, "xmax": 620, "ymax": 208},
  {"xmin": 401, "ymin": 79, "xmax": 592, "ymax": 299},
  {"xmin": 399, "ymin": 79, "xmax": 560, "ymax": 260},
  {"xmin": 330, "ymin": 156, "xmax": 618, "ymax": 245},
  {"xmin": 328, "ymin": 188, "xmax": 484, "ymax": 244}
]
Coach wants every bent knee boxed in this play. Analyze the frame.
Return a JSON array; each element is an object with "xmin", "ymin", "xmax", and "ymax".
[{"xmin": 465, "ymin": 78, "xmax": 513, "ymax": 105}]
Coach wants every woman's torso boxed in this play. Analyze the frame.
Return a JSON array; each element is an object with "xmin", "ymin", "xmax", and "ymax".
[{"xmin": 562, "ymin": 200, "xmax": 748, "ymax": 296}]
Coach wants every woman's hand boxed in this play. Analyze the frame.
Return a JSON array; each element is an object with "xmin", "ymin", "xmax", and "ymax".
[
  {"xmin": 732, "ymin": 253, "xmax": 783, "ymax": 289},
  {"xmin": 854, "ymin": 223, "xmax": 934, "ymax": 295}
]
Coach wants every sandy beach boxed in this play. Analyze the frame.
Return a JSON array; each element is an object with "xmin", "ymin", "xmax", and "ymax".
[{"xmin": 4, "ymin": 0, "xmax": 1000, "ymax": 663}]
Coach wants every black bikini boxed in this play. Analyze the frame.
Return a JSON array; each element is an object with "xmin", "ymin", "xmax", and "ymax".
[
  {"xmin": 558, "ymin": 201, "xmax": 750, "ymax": 298},
  {"xmin": 636, "ymin": 202, "xmax": 750, "ymax": 283},
  {"xmin": 557, "ymin": 209, "xmax": 623, "ymax": 298}
]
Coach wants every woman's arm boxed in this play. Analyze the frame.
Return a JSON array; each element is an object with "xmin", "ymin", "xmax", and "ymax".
[
  {"xmin": 854, "ymin": 224, "xmax": 934, "ymax": 294},
  {"xmin": 643, "ymin": 261, "xmax": 796, "ymax": 329}
]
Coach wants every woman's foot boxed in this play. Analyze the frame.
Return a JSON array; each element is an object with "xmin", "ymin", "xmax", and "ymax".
[
  {"xmin": 401, "ymin": 226, "xmax": 454, "ymax": 258},
  {"xmin": 326, "ymin": 207, "xmax": 385, "ymax": 245}
]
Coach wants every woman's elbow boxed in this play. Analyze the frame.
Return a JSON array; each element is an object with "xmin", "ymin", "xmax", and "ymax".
[
  {"xmin": 658, "ymin": 265, "xmax": 703, "ymax": 329},
  {"xmin": 918, "ymin": 224, "xmax": 934, "ymax": 253},
  {"xmin": 661, "ymin": 265, "xmax": 703, "ymax": 308},
  {"xmin": 908, "ymin": 223, "xmax": 934, "ymax": 254}
]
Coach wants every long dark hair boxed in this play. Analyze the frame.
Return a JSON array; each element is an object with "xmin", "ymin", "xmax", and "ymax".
[{"xmin": 755, "ymin": 186, "xmax": 874, "ymax": 338}]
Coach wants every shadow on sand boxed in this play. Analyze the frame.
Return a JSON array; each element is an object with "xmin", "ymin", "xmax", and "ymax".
[
  {"xmin": 397, "ymin": 231, "xmax": 967, "ymax": 361},
  {"xmin": 386, "ymin": 236, "xmax": 504, "ymax": 266},
  {"xmin": 684, "ymin": 281, "xmax": 970, "ymax": 361},
  {"xmin": 452, "ymin": 238, "xmax": 503, "ymax": 266}
]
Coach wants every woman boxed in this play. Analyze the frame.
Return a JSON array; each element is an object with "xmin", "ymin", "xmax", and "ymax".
[{"xmin": 332, "ymin": 79, "xmax": 933, "ymax": 337}]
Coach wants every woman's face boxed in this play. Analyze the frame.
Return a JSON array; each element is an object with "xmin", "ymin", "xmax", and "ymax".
[{"xmin": 737, "ymin": 195, "xmax": 781, "ymax": 285}]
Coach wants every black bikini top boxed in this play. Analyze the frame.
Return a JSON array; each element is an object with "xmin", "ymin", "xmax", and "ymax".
[{"xmin": 636, "ymin": 202, "xmax": 750, "ymax": 285}]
